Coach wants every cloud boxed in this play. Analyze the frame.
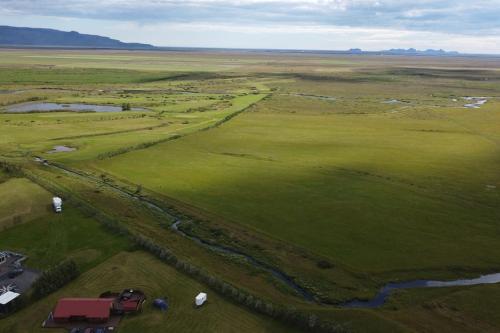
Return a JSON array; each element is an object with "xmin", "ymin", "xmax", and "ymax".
[
  {"xmin": 0, "ymin": 0, "xmax": 499, "ymax": 53},
  {"xmin": 1, "ymin": 0, "xmax": 500, "ymax": 36}
]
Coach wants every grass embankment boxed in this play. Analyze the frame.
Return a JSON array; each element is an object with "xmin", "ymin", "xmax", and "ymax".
[
  {"xmin": 380, "ymin": 284, "xmax": 500, "ymax": 333},
  {"xmin": 0, "ymin": 198, "xmax": 128, "ymax": 271},
  {"xmin": 0, "ymin": 177, "xmax": 52, "ymax": 231}
]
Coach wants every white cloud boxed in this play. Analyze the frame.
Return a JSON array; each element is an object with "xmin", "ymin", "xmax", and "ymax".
[{"xmin": 0, "ymin": 0, "xmax": 499, "ymax": 53}]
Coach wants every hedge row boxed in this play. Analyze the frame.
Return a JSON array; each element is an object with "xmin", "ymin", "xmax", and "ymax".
[
  {"xmin": 132, "ymin": 234, "xmax": 348, "ymax": 333},
  {"xmin": 32, "ymin": 260, "xmax": 80, "ymax": 300},
  {"xmin": 5, "ymin": 163, "xmax": 348, "ymax": 332}
]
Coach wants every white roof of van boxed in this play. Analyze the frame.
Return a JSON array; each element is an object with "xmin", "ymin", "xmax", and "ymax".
[
  {"xmin": 0, "ymin": 291, "xmax": 20, "ymax": 305},
  {"xmin": 196, "ymin": 292, "xmax": 207, "ymax": 299}
]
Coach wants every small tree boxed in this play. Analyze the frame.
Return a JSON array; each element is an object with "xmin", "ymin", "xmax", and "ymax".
[
  {"xmin": 134, "ymin": 184, "xmax": 142, "ymax": 195},
  {"xmin": 122, "ymin": 103, "xmax": 131, "ymax": 111}
]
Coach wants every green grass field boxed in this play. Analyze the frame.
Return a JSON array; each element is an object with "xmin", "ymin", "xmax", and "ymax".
[
  {"xmin": 93, "ymin": 77, "xmax": 500, "ymax": 276},
  {"xmin": 1, "ymin": 49, "xmax": 500, "ymax": 332},
  {"xmin": 0, "ymin": 180, "xmax": 129, "ymax": 271},
  {"xmin": 0, "ymin": 251, "xmax": 297, "ymax": 333},
  {"xmin": 0, "ymin": 177, "xmax": 53, "ymax": 231}
]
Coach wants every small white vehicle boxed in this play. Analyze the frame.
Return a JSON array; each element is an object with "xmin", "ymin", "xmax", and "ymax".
[
  {"xmin": 52, "ymin": 197, "xmax": 62, "ymax": 213},
  {"xmin": 195, "ymin": 292, "xmax": 207, "ymax": 307}
]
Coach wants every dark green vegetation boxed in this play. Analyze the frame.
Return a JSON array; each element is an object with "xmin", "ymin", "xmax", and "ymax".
[{"xmin": 0, "ymin": 49, "xmax": 499, "ymax": 332}]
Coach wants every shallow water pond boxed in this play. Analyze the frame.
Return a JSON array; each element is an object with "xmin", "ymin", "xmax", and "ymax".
[
  {"xmin": 4, "ymin": 102, "xmax": 147, "ymax": 113},
  {"xmin": 47, "ymin": 146, "xmax": 77, "ymax": 154}
]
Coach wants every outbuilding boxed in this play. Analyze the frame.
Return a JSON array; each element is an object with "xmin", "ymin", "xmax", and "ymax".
[
  {"xmin": 0, "ymin": 291, "xmax": 20, "ymax": 313},
  {"xmin": 52, "ymin": 298, "xmax": 114, "ymax": 323},
  {"xmin": 195, "ymin": 293, "xmax": 207, "ymax": 307}
]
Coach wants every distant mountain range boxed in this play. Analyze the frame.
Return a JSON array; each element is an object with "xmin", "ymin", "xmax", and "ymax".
[
  {"xmin": 360, "ymin": 48, "xmax": 461, "ymax": 56},
  {"xmin": 0, "ymin": 26, "xmax": 156, "ymax": 50},
  {"xmin": 0, "ymin": 26, "xmax": 464, "ymax": 56}
]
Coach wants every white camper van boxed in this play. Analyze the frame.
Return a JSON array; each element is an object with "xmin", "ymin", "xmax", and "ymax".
[
  {"xmin": 195, "ymin": 292, "xmax": 207, "ymax": 307},
  {"xmin": 52, "ymin": 197, "xmax": 62, "ymax": 213}
]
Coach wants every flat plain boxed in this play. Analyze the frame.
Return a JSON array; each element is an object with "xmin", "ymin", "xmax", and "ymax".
[{"xmin": 0, "ymin": 48, "xmax": 499, "ymax": 332}]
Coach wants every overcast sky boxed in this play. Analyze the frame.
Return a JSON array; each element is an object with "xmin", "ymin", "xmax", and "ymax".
[{"xmin": 1, "ymin": 0, "xmax": 500, "ymax": 53}]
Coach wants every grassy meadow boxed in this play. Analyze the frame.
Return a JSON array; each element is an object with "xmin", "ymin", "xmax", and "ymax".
[
  {"xmin": 0, "ymin": 252, "xmax": 297, "ymax": 333},
  {"xmin": 0, "ymin": 178, "xmax": 52, "ymax": 231},
  {"xmin": 0, "ymin": 48, "xmax": 500, "ymax": 332}
]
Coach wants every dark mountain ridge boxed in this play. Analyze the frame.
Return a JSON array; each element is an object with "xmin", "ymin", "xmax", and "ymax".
[{"xmin": 0, "ymin": 26, "xmax": 156, "ymax": 49}]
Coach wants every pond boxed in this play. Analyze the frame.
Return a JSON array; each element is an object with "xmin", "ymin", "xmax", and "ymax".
[
  {"xmin": 47, "ymin": 146, "xmax": 77, "ymax": 154},
  {"xmin": 463, "ymin": 97, "xmax": 488, "ymax": 109},
  {"xmin": 4, "ymin": 102, "xmax": 147, "ymax": 113},
  {"xmin": 343, "ymin": 272, "xmax": 500, "ymax": 308}
]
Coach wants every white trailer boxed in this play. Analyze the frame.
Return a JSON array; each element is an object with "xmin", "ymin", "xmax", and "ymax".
[
  {"xmin": 195, "ymin": 292, "xmax": 207, "ymax": 307},
  {"xmin": 52, "ymin": 197, "xmax": 62, "ymax": 213}
]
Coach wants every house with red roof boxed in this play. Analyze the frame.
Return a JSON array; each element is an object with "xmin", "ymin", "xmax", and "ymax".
[{"xmin": 52, "ymin": 298, "xmax": 114, "ymax": 323}]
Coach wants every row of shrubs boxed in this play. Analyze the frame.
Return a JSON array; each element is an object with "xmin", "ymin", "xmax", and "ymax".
[
  {"xmin": 0, "ymin": 259, "xmax": 79, "ymax": 316},
  {"xmin": 9, "ymin": 164, "xmax": 348, "ymax": 332},
  {"xmin": 131, "ymin": 233, "xmax": 347, "ymax": 332},
  {"xmin": 0, "ymin": 161, "xmax": 22, "ymax": 175},
  {"xmin": 31, "ymin": 260, "xmax": 80, "ymax": 300}
]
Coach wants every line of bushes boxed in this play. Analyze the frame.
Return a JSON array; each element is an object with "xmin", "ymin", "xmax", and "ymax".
[
  {"xmin": 31, "ymin": 260, "xmax": 80, "ymax": 300},
  {"xmin": 131, "ymin": 234, "xmax": 348, "ymax": 333},
  {"xmin": 0, "ymin": 260, "xmax": 80, "ymax": 318},
  {"xmin": 14, "ymin": 164, "xmax": 348, "ymax": 332},
  {"xmin": 0, "ymin": 160, "xmax": 23, "ymax": 176}
]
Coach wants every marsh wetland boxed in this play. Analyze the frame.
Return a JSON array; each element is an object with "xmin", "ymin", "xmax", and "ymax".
[{"xmin": 0, "ymin": 49, "xmax": 500, "ymax": 333}]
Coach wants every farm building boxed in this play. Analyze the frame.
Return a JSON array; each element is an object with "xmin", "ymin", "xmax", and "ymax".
[
  {"xmin": 52, "ymin": 298, "xmax": 114, "ymax": 323},
  {"xmin": 0, "ymin": 291, "xmax": 20, "ymax": 313},
  {"xmin": 114, "ymin": 289, "xmax": 146, "ymax": 313}
]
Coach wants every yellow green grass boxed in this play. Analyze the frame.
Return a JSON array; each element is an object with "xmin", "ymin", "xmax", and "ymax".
[
  {"xmin": 93, "ymin": 85, "xmax": 500, "ymax": 279},
  {"xmin": 2, "ymin": 49, "xmax": 500, "ymax": 332},
  {"xmin": 0, "ymin": 177, "xmax": 52, "ymax": 231},
  {"xmin": 0, "ymin": 201, "xmax": 129, "ymax": 271}
]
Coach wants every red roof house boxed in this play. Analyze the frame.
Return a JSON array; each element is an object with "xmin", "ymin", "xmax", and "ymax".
[{"xmin": 52, "ymin": 298, "xmax": 114, "ymax": 323}]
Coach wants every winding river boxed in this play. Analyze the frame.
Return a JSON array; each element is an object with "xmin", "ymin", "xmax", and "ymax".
[
  {"xmin": 40, "ymin": 160, "xmax": 500, "ymax": 308},
  {"xmin": 344, "ymin": 273, "xmax": 500, "ymax": 308}
]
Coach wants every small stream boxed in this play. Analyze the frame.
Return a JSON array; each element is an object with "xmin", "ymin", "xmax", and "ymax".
[
  {"xmin": 43, "ymin": 161, "xmax": 315, "ymax": 302},
  {"xmin": 40, "ymin": 160, "xmax": 500, "ymax": 308},
  {"xmin": 344, "ymin": 273, "xmax": 500, "ymax": 308}
]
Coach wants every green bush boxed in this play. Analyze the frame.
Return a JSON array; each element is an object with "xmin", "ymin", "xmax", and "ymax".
[{"xmin": 32, "ymin": 260, "xmax": 80, "ymax": 300}]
